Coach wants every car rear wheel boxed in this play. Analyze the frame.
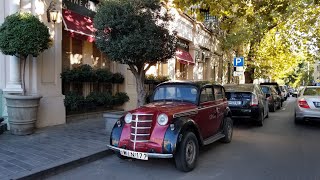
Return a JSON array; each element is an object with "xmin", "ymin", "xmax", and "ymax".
[
  {"xmin": 221, "ymin": 117, "xmax": 233, "ymax": 143},
  {"xmin": 294, "ymin": 112, "xmax": 303, "ymax": 125},
  {"xmin": 175, "ymin": 132, "xmax": 199, "ymax": 172},
  {"xmin": 256, "ymin": 112, "xmax": 264, "ymax": 127}
]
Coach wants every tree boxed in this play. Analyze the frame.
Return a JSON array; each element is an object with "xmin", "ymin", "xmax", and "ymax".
[
  {"xmin": 174, "ymin": 0, "xmax": 299, "ymax": 82},
  {"xmin": 94, "ymin": 0, "xmax": 176, "ymax": 107},
  {"xmin": 0, "ymin": 12, "xmax": 51, "ymax": 95}
]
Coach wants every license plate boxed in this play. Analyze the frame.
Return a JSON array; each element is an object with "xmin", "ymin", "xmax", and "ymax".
[
  {"xmin": 120, "ymin": 149, "xmax": 148, "ymax": 160},
  {"xmin": 228, "ymin": 101, "xmax": 242, "ymax": 106},
  {"xmin": 314, "ymin": 102, "xmax": 320, "ymax": 108}
]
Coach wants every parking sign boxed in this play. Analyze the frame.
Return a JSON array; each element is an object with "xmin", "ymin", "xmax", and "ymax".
[{"xmin": 233, "ymin": 57, "xmax": 244, "ymax": 67}]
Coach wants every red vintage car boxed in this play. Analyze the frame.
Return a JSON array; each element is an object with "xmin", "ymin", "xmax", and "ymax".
[{"xmin": 107, "ymin": 81, "xmax": 233, "ymax": 172}]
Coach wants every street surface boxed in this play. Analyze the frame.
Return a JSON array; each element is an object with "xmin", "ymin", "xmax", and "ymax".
[{"xmin": 48, "ymin": 97, "xmax": 320, "ymax": 180}]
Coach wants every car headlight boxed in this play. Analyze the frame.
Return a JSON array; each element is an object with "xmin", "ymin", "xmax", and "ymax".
[
  {"xmin": 124, "ymin": 113, "xmax": 132, "ymax": 124},
  {"xmin": 157, "ymin": 113, "xmax": 168, "ymax": 126}
]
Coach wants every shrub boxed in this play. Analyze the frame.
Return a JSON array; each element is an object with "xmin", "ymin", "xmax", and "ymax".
[
  {"xmin": 112, "ymin": 73, "xmax": 124, "ymax": 84},
  {"xmin": 64, "ymin": 92, "xmax": 85, "ymax": 111},
  {"xmin": 113, "ymin": 92, "xmax": 130, "ymax": 105},
  {"xmin": 96, "ymin": 69, "xmax": 113, "ymax": 83},
  {"xmin": 145, "ymin": 74, "xmax": 156, "ymax": 84},
  {"xmin": 155, "ymin": 75, "xmax": 170, "ymax": 82},
  {"xmin": 76, "ymin": 64, "xmax": 96, "ymax": 82},
  {"xmin": 85, "ymin": 92, "xmax": 113, "ymax": 107}
]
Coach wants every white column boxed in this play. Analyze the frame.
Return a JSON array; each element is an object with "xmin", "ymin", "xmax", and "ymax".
[{"xmin": 3, "ymin": 0, "xmax": 22, "ymax": 93}]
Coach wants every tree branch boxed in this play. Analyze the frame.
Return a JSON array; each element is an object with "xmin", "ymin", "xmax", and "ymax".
[{"xmin": 128, "ymin": 64, "xmax": 138, "ymax": 76}]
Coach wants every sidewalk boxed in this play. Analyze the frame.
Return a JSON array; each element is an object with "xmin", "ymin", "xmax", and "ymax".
[{"xmin": 0, "ymin": 117, "xmax": 111, "ymax": 180}]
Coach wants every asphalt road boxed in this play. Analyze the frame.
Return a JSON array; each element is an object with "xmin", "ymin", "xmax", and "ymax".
[{"xmin": 47, "ymin": 97, "xmax": 320, "ymax": 180}]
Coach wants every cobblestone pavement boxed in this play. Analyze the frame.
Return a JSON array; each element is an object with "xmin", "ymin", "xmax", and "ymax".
[{"xmin": 0, "ymin": 117, "xmax": 109, "ymax": 180}]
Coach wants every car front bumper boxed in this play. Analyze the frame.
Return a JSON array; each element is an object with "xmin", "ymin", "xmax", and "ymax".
[{"xmin": 107, "ymin": 145, "xmax": 173, "ymax": 159}]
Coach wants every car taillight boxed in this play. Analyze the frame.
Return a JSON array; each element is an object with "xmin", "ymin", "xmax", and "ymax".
[
  {"xmin": 298, "ymin": 99, "xmax": 310, "ymax": 108},
  {"xmin": 250, "ymin": 93, "xmax": 259, "ymax": 106}
]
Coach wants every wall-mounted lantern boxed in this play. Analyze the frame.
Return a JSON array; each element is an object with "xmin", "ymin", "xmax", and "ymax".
[{"xmin": 47, "ymin": 1, "xmax": 59, "ymax": 24}]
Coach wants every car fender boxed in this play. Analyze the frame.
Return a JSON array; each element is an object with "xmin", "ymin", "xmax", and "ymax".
[
  {"xmin": 162, "ymin": 117, "xmax": 203, "ymax": 154},
  {"xmin": 220, "ymin": 106, "xmax": 232, "ymax": 130},
  {"xmin": 109, "ymin": 116, "xmax": 125, "ymax": 147},
  {"xmin": 224, "ymin": 106, "xmax": 232, "ymax": 118}
]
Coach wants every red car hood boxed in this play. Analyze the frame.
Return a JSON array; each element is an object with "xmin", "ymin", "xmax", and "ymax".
[{"xmin": 131, "ymin": 101, "xmax": 197, "ymax": 116}]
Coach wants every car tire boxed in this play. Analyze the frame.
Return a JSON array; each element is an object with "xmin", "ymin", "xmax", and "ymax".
[
  {"xmin": 294, "ymin": 113, "xmax": 303, "ymax": 125},
  {"xmin": 256, "ymin": 112, "xmax": 264, "ymax": 127},
  {"xmin": 266, "ymin": 110, "xmax": 269, "ymax": 118},
  {"xmin": 220, "ymin": 117, "xmax": 233, "ymax": 143},
  {"xmin": 270, "ymin": 104, "xmax": 276, "ymax": 112},
  {"xmin": 277, "ymin": 102, "xmax": 281, "ymax": 110},
  {"xmin": 174, "ymin": 132, "xmax": 199, "ymax": 172}
]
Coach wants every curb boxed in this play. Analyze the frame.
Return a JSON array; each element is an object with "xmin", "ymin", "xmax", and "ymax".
[{"xmin": 11, "ymin": 149, "xmax": 113, "ymax": 180}]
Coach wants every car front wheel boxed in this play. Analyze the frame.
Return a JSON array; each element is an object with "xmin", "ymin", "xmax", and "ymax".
[{"xmin": 174, "ymin": 132, "xmax": 199, "ymax": 172}]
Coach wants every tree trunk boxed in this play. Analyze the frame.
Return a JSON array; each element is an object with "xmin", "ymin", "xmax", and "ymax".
[
  {"xmin": 244, "ymin": 41, "xmax": 256, "ymax": 83},
  {"xmin": 130, "ymin": 67, "xmax": 146, "ymax": 108},
  {"xmin": 20, "ymin": 56, "xmax": 26, "ymax": 95}
]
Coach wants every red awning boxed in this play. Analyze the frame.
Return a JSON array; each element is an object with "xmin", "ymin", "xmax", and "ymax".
[
  {"xmin": 176, "ymin": 48, "xmax": 194, "ymax": 65},
  {"xmin": 62, "ymin": 9, "xmax": 95, "ymax": 42}
]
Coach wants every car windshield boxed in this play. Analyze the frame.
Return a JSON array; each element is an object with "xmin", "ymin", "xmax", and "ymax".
[
  {"xmin": 261, "ymin": 86, "xmax": 270, "ymax": 94},
  {"xmin": 153, "ymin": 84, "xmax": 198, "ymax": 103},
  {"xmin": 303, "ymin": 88, "xmax": 320, "ymax": 96}
]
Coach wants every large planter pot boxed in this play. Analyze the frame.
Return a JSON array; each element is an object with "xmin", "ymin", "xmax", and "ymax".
[
  {"xmin": 103, "ymin": 111, "xmax": 125, "ymax": 143},
  {"xmin": 5, "ymin": 94, "xmax": 42, "ymax": 135}
]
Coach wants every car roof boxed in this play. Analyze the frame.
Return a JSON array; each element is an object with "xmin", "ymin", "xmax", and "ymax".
[
  {"xmin": 157, "ymin": 80, "xmax": 223, "ymax": 89},
  {"xmin": 224, "ymin": 84, "xmax": 255, "ymax": 92}
]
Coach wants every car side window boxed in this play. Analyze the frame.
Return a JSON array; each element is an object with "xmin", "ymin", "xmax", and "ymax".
[
  {"xmin": 214, "ymin": 86, "xmax": 224, "ymax": 100},
  {"xmin": 200, "ymin": 87, "xmax": 214, "ymax": 103}
]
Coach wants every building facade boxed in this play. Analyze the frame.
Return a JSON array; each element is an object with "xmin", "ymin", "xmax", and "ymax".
[
  {"xmin": 0, "ymin": 0, "xmax": 233, "ymax": 130},
  {"xmin": 146, "ymin": 8, "xmax": 225, "ymax": 84}
]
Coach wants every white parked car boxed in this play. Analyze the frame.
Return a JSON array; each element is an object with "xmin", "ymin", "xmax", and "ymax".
[{"xmin": 294, "ymin": 86, "xmax": 320, "ymax": 124}]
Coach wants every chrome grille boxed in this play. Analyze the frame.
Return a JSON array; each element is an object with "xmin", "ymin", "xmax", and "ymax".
[{"xmin": 130, "ymin": 113, "xmax": 153, "ymax": 150}]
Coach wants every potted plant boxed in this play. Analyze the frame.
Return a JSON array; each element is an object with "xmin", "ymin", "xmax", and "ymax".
[{"xmin": 0, "ymin": 12, "xmax": 51, "ymax": 135}]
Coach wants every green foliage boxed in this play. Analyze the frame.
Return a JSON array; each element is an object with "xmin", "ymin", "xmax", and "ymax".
[
  {"xmin": 0, "ymin": 12, "xmax": 51, "ymax": 58},
  {"xmin": 96, "ymin": 68, "xmax": 113, "ymax": 82},
  {"xmin": 112, "ymin": 73, "xmax": 124, "ymax": 84},
  {"xmin": 64, "ymin": 92, "xmax": 85, "ymax": 111},
  {"xmin": 113, "ymin": 92, "xmax": 130, "ymax": 106},
  {"xmin": 155, "ymin": 75, "xmax": 170, "ymax": 82},
  {"xmin": 61, "ymin": 64, "xmax": 124, "ymax": 83},
  {"xmin": 94, "ymin": 0, "xmax": 176, "ymax": 66},
  {"xmin": 85, "ymin": 92, "xmax": 113, "ymax": 107},
  {"xmin": 94, "ymin": 0, "xmax": 177, "ymax": 106},
  {"xmin": 145, "ymin": 74, "xmax": 170, "ymax": 84},
  {"xmin": 64, "ymin": 91, "xmax": 129, "ymax": 112}
]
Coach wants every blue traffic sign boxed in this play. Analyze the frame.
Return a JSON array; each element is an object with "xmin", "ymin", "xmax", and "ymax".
[{"xmin": 233, "ymin": 57, "xmax": 244, "ymax": 67}]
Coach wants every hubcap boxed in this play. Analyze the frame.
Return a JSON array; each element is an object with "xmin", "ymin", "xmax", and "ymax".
[{"xmin": 185, "ymin": 140, "xmax": 196, "ymax": 165}]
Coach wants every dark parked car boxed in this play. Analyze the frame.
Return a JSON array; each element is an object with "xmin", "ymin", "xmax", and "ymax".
[
  {"xmin": 261, "ymin": 85, "xmax": 282, "ymax": 112},
  {"xmin": 261, "ymin": 82, "xmax": 284, "ymax": 106},
  {"xmin": 224, "ymin": 84, "xmax": 269, "ymax": 126},
  {"xmin": 107, "ymin": 81, "xmax": 233, "ymax": 172}
]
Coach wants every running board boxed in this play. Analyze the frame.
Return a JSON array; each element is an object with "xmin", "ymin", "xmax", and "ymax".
[{"xmin": 203, "ymin": 133, "xmax": 225, "ymax": 145}]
